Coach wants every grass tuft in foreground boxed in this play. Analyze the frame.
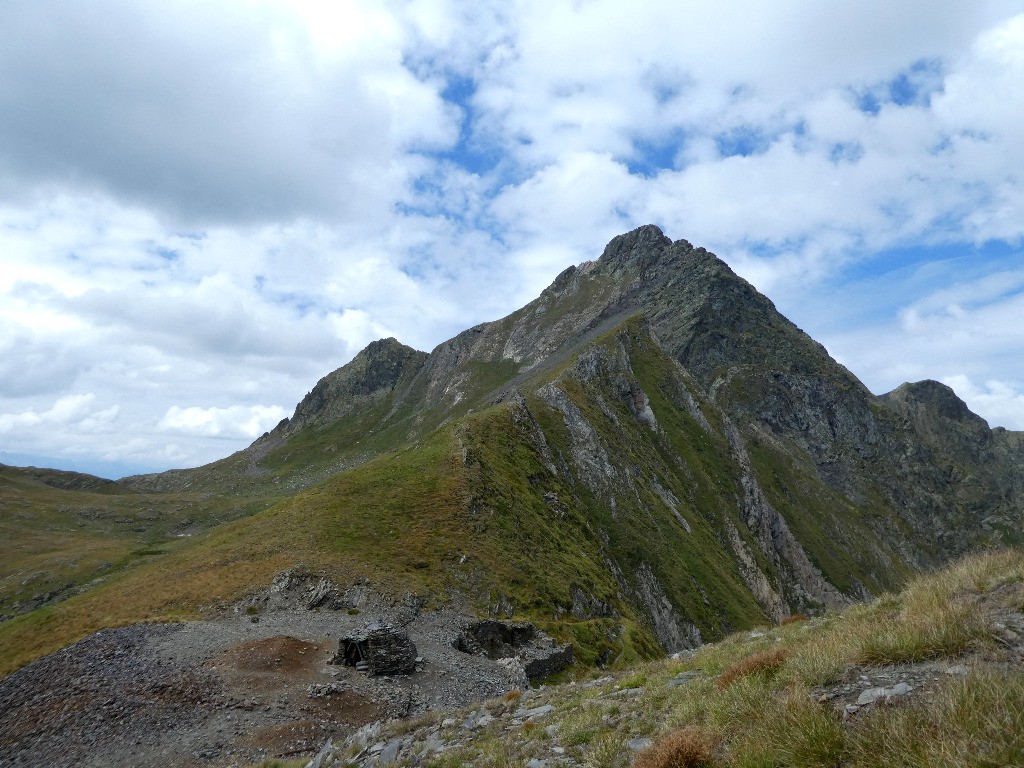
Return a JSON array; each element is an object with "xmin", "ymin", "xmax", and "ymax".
[
  {"xmin": 715, "ymin": 647, "xmax": 787, "ymax": 689},
  {"xmin": 633, "ymin": 726, "xmax": 715, "ymax": 768},
  {"xmin": 848, "ymin": 669, "xmax": 1024, "ymax": 768}
]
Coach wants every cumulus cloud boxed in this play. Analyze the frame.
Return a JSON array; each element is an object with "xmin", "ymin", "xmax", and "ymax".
[
  {"xmin": 813, "ymin": 262, "xmax": 1024, "ymax": 416},
  {"xmin": 159, "ymin": 404, "xmax": 289, "ymax": 439},
  {"xmin": 3, "ymin": 1, "xmax": 1024, "ymax": 476},
  {"xmin": 452, "ymin": 3, "xmax": 1024, "ymax": 283},
  {"xmin": 0, "ymin": 393, "xmax": 118, "ymax": 435},
  {"xmin": 0, "ymin": 0, "xmax": 456, "ymax": 225}
]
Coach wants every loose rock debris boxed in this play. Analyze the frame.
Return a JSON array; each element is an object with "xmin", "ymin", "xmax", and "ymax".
[{"xmin": 0, "ymin": 594, "xmax": 549, "ymax": 767}]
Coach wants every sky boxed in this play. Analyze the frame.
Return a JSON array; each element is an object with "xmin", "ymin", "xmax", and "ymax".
[{"xmin": 2, "ymin": 0, "xmax": 1024, "ymax": 479}]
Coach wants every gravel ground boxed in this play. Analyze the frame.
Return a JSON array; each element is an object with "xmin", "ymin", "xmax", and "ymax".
[{"xmin": 0, "ymin": 598, "xmax": 530, "ymax": 768}]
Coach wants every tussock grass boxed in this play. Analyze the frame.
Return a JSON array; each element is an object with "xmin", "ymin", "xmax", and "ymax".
[
  {"xmin": 477, "ymin": 739, "xmax": 518, "ymax": 768},
  {"xmin": 632, "ymin": 726, "xmax": 714, "ymax": 768},
  {"xmin": 584, "ymin": 733, "xmax": 629, "ymax": 768},
  {"xmin": 853, "ymin": 600, "xmax": 981, "ymax": 664},
  {"xmin": 919, "ymin": 546, "xmax": 1024, "ymax": 596},
  {"xmin": 848, "ymin": 669, "xmax": 1024, "ymax": 767},
  {"xmin": 387, "ymin": 708, "xmax": 443, "ymax": 735},
  {"xmin": 715, "ymin": 647, "xmax": 787, "ymax": 689},
  {"xmin": 675, "ymin": 676, "xmax": 766, "ymax": 739},
  {"xmin": 561, "ymin": 700, "xmax": 610, "ymax": 746},
  {"xmin": 784, "ymin": 640, "xmax": 848, "ymax": 687},
  {"xmin": 683, "ymin": 632, "xmax": 776, "ymax": 677},
  {"xmin": 727, "ymin": 685, "xmax": 845, "ymax": 768},
  {"xmin": 744, "ymin": 549, "xmax": 1024, "ymax": 690},
  {"xmin": 848, "ymin": 558, "xmax": 996, "ymax": 664}
]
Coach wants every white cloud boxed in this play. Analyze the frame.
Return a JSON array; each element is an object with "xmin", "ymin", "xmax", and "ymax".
[
  {"xmin": 3, "ymin": 1, "xmax": 1024, "ymax": 475},
  {"xmin": 0, "ymin": 393, "xmax": 117, "ymax": 435},
  {"xmin": 814, "ymin": 264, "xmax": 1024, "ymax": 413},
  {"xmin": 159, "ymin": 404, "xmax": 289, "ymax": 439},
  {"xmin": 0, "ymin": 0, "xmax": 457, "ymax": 225}
]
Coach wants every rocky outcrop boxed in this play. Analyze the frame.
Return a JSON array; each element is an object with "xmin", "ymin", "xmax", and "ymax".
[
  {"xmin": 454, "ymin": 620, "xmax": 573, "ymax": 683},
  {"xmin": 633, "ymin": 564, "xmax": 703, "ymax": 652},
  {"xmin": 275, "ymin": 338, "xmax": 427, "ymax": 435},
  {"xmin": 336, "ymin": 625, "xmax": 418, "ymax": 676},
  {"xmin": 723, "ymin": 418, "xmax": 849, "ymax": 614},
  {"xmin": 538, "ymin": 382, "xmax": 620, "ymax": 497}
]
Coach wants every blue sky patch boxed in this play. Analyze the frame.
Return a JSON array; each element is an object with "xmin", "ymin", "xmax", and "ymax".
[
  {"xmin": 856, "ymin": 90, "xmax": 882, "ymax": 115},
  {"xmin": 714, "ymin": 126, "xmax": 770, "ymax": 158},
  {"xmin": 854, "ymin": 59, "xmax": 945, "ymax": 115},
  {"xmin": 626, "ymin": 129, "xmax": 687, "ymax": 176},
  {"xmin": 153, "ymin": 246, "xmax": 178, "ymax": 262},
  {"xmin": 435, "ymin": 75, "xmax": 504, "ymax": 176}
]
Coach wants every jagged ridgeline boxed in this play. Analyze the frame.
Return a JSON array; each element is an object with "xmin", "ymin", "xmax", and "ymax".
[{"xmin": 4, "ymin": 226, "xmax": 1023, "ymax": 673}]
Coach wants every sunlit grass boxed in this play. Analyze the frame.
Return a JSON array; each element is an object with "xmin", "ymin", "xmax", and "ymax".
[{"xmin": 848, "ymin": 669, "xmax": 1024, "ymax": 767}]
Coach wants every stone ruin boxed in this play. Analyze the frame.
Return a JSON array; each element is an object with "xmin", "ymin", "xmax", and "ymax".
[
  {"xmin": 454, "ymin": 619, "xmax": 573, "ymax": 682},
  {"xmin": 334, "ymin": 624, "xmax": 418, "ymax": 676}
]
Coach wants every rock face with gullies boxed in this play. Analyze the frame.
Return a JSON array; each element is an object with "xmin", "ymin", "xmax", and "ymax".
[{"xmin": 119, "ymin": 224, "xmax": 1024, "ymax": 656}]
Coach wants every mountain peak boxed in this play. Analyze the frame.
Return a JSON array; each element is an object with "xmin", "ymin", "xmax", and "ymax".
[
  {"xmin": 281, "ymin": 337, "xmax": 427, "ymax": 434},
  {"xmin": 361, "ymin": 336, "xmax": 414, "ymax": 358},
  {"xmin": 599, "ymin": 224, "xmax": 673, "ymax": 271},
  {"xmin": 883, "ymin": 379, "xmax": 988, "ymax": 428}
]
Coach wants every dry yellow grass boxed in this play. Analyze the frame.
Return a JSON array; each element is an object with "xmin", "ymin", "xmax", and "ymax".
[
  {"xmin": 715, "ymin": 647, "xmax": 787, "ymax": 689},
  {"xmin": 632, "ymin": 726, "xmax": 714, "ymax": 768},
  {"xmin": 0, "ymin": 430, "xmax": 469, "ymax": 678},
  {"xmin": 780, "ymin": 613, "xmax": 808, "ymax": 625}
]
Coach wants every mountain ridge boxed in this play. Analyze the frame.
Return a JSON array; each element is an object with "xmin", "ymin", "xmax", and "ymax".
[
  {"xmin": 3, "ymin": 224, "xmax": 1022, "ymax": 683},
  {"xmin": 232, "ymin": 224, "xmax": 1023, "ymax": 563}
]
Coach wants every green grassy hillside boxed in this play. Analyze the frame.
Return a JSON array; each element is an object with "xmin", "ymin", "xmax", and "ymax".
[{"xmin": 0, "ymin": 464, "xmax": 273, "ymax": 622}]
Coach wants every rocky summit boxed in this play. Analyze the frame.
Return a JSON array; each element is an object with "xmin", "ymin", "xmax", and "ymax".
[{"xmin": 1, "ymin": 226, "xmax": 1022, "ymax": 766}]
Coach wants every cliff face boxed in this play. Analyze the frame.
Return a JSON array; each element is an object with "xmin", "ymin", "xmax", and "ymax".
[{"xmin": 120, "ymin": 225, "xmax": 1024, "ymax": 653}]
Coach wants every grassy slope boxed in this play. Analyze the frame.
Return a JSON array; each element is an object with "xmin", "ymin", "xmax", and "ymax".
[
  {"xmin": 0, "ymin": 429, "xmax": 466, "ymax": 677},
  {"xmin": 0, "ymin": 465, "xmax": 273, "ymax": 619},
  {"xmin": 333, "ymin": 547, "xmax": 1024, "ymax": 768},
  {"xmin": 524, "ymin": 323, "xmax": 769, "ymax": 638},
  {"xmin": 743, "ymin": 433, "xmax": 912, "ymax": 598},
  {"xmin": 522, "ymin": 317, "xmax": 909, "ymax": 632}
]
